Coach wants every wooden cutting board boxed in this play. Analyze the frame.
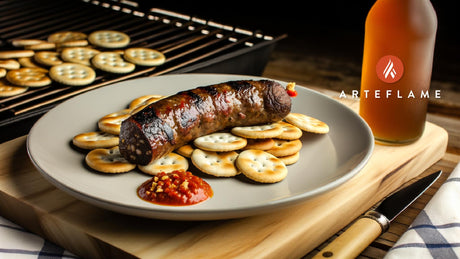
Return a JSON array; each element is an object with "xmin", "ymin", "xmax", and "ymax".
[{"xmin": 0, "ymin": 104, "xmax": 448, "ymax": 259}]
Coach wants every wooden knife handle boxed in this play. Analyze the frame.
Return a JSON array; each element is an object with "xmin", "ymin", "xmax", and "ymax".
[{"xmin": 313, "ymin": 211, "xmax": 389, "ymax": 258}]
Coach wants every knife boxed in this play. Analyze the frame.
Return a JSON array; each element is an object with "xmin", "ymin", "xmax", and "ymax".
[{"xmin": 313, "ymin": 170, "xmax": 442, "ymax": 258}]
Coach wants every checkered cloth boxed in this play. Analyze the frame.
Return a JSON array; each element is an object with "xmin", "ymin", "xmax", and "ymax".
[
  {"xmin": 0, "ymin": 217, "xmax": 77, "ymax": 259},
  {"xmin": 385, "ymin": 162, "xmax": 460, "ymax": 259}
]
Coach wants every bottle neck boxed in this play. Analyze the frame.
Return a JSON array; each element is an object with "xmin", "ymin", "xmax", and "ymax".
[{"xmin": 367, "ymin": 0, "xmax": 437, "ymax": 36}]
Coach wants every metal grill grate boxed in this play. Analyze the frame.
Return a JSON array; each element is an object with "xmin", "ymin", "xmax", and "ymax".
[{"xmin": 0, "ymin": 0, "xmax": 285, "ymax": 141}]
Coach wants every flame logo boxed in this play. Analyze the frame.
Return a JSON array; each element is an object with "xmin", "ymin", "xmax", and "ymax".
[
  {"xmin": 383, "ymin": 59, "xmax": 397, "ymax": 79},
  {"xmin": 376, "ymin": 55, "xmax": 404, "ymax": 83}
]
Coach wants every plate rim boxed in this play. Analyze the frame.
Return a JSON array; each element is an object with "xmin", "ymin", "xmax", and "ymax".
[{"xmin": 27, "ymin": 73, "xmax": 374, "ymax": 220}]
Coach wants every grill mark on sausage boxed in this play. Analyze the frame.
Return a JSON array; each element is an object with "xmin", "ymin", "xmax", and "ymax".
[
  {"xmin": 177, "ymin": 90, "xmax": 204, "ymax": 130},
  {"xmin": 119, "ymin": 80, "xmax": 291, "ymax": 165},
  {"xmin": 132, "ymin": 106, "xmax": 157, "ymax": 124},
  {"xmin": 227, "ymin": 80, "xmax": 252, "ymax": 91},
  {"xmin": 143, "ymin": 118, "xmax": 175, "ymax": 144},
  {"xmin": 201, "ymin": 85, "xmax": 219, "ymax": 96},
  {"xmin": 186, "ymin": 91, "xmax": 203, "ymax": 105}
]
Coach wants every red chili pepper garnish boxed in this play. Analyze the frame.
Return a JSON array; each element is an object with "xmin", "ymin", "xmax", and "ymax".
[
  {"xmin": 287, "ymin": 89, "xmax": 298, "ymax": 97},
  {"xmin": 285, "ymin": 82, "xmax": 297, "ymax": 97}
]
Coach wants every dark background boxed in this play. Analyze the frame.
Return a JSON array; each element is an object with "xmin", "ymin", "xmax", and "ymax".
[{"xmin": 146, "ymin": 0, "xmax": 458, "ymax": 87}]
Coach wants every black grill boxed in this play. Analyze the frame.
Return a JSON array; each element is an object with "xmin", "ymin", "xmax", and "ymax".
[{"xmin": 0, "ymin": 0, "xmax": 285, "ymax": 142}]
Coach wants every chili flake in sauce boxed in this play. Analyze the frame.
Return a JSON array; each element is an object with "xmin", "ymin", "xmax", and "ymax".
[{"xmin": 137, "ymin": 170, "xmax": 213, "ymax": 206}]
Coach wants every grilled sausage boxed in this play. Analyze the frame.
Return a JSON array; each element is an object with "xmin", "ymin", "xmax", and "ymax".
[{"xmin": 119, "ymin": 80, "xmax": 292, "ymax": 165}]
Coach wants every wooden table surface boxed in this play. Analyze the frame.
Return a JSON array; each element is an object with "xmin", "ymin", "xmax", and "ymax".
[
  {"xmin": 263, "ymin": 41, "xmax": 460, "ymax": 258},
  {"xmin": 0, "ymin": 2, "xmax": 458, "ymax": 258}
]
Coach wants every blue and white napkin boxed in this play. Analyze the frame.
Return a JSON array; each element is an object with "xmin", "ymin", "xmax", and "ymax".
[
  {"xmin": 0, "ymin": 217, "xmax": 77, "ymax": 259},
  {"xmin": 385, "ymin": 162, "xmax": 460, "ymax": 258}
]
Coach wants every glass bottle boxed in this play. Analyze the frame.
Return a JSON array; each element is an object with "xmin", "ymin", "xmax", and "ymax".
[{"xmin": 359, "ymin": 0, "xmax": 437, "ymax": 144}]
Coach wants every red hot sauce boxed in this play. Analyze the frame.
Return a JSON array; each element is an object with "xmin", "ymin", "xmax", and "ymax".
[{"xmin": 137, "ymin": 170, "xmax": 213, "ymax": 206}]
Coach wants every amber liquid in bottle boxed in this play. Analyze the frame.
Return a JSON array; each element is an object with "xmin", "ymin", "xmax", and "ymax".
[{"xmin": 359, "ymin": 0, "xmax": 437, "ymax": 144}]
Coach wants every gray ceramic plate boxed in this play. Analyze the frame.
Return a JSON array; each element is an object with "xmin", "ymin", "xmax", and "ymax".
[{"xmin": 27, "ymin": 74, "xmax": 374, "ymax": 220}]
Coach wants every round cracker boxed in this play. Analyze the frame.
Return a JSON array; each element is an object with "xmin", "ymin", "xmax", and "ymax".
[
  {"xmin": 0, "ymin": 50, "xmax": 34, "ymax": 59},
  {"xmin": 274, "ymin": 121, "xmax": 303, "ymax": 140},
  {"xmin": 61, "ymin": 47, "xmax": 100, "ymax": 66},
  {"xmin": 123, "ymin": 47, "xmax": 165, "ymax": 66},
  {"xmin": 128, "ymin": 94, "xmax": 165, "ymax": 109},
  {"xmin": 175, "ymin": 144, "xmax": 194, "ymax": 158},
  {"xmin": 34, "ymin": 51, "xmax": 63, "ymax": 66},
  {"xmin": 284, "ymin": 113, "xmax": 329, "ymax": 134},
  {"xmin": 193, "ymin": 132, "xmax": 247, "ymax": 152},
  {"xmin": 191, "ymin": 149, "xmax": 239, "ymax": 177},
  {"xmin": 98, "ymin": 109, "xmax": 131, "ymax": 135},
  {"xmin": 92, "ymin": 52, "xmax": 135, "ymax": 74},
  {"xmin": 236, "ymin": 150, "xmax": 287, "ymax": 183},
  {"xmin": 128, "ymin": 94, "xmax": 165, "ymax": 114},
  {"xmin": 25, "ymin": 42, "xmax": 56, "ymax": 50},
  {"xmin": 47, "ymin": 31, "xmax": 87, "ymax": 43},
  {"xmin": 231, "ymin": 123, "xmax": 283, "ymax": 139},
  {"xmin": 278, "ymin": 152, "xmax": 300, "ymax": 166},
  {"xmin": 57, "ymin": 40, "xmax": 89, "ymax": 48},
  {"xmin": 88, "ymin": 30, "xmax": 130, "ymax": 49},
  {"xmin": 18, "ymin": 57, "xmax": 42, "ymax": 68},
  {"xmin": 243, "ymin": 138, "xmax": 275, "ymax": 151},
  {"xmin": 6, "ymin": 68, "xmax": 51, "ymax": 87},
  {"xmin": 0, "ymin": 59, "xmax": 20, "ymax": 70},
  {"xmin": 49, "ymin": 63, "xmax": 96, "ymax": 86},
  {"xmin": 0, "ymin": 68, "xmax": 6, "ymax": 78},
  {"xmin": 11, "ymin": 39, "xmax": 46, "ymax": 47},
  {"xmin": 266, "ymin": 139, "xmax": 302, "ymax": 157},
  {"xmin": 0, "ymin": 79, "xmax": 28, "ymax": 97},
  {"xmin": 138, "ymin": 152, "xmax": 189, "ymax": 175},
  {"xmin": 85, "ymin": 146, "xmax": 136, "ymax": 173},
  {"xmin": 72, "ymin": 131, "xmax": 119, "ymax": 150}
]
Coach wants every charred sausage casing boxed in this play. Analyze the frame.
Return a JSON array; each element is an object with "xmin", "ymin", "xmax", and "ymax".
[{"xmin": 119, "ymin": 80, "xmax": 292, "ymax": 165}]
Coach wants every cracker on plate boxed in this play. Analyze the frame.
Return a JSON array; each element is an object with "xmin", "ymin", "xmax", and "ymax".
[
  {"xmin": 193, "ymin": 132, "xmax": 247, "ymax": 152},
  {"xmin": 231, "ymin": 123, "xmax": 283, "ymax": 139},
  {"xmin": 278, "ymin": 152, "xmax": 300, "ymax": 166},
  {"xmin": 243, "ymin": 138, "xmax": 275, "ymax": 151},
  {"xmin": 274, "ymin": 121, "xmax": 303, "ymax": 140},
  {"xmin": 85, "ymin": 146, "xmax": 136, "ymax": 174},
  {"xmin": 266, "ymin": 139, "xmax": 302, "ymax": 157},
  {"xmin": 284, "ymin": 113, "xmax": 329, "ymax": 134},
  {"xmin": 72, "ymin": 131, "xmax": 119, "ymax": 150},
  {"xmin": 236, "ymin": 149, "xmax": 287, "ymax": 183},
  {"xmin": 191, "ymin": 149, "xmax": 239, "ymax": 177},
  {"xmin": 138, "ymin": 152, "xmax": 189, "ymax": 175},
  {"xmin": 97, "ymin": 109, "xmax": 131, "ymax": 135},
  {"xmin": 175, "ymin": 144, "xmax": 194, "ymax": 158}
]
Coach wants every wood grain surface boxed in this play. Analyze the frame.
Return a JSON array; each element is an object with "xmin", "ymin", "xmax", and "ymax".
[
  {"xmin": 0, "ymin": 95, "xmax": 448, "ymax": 259},
  {"xmin": 263, "ymin": 42, "xmax": 459, "ymax": 258}
]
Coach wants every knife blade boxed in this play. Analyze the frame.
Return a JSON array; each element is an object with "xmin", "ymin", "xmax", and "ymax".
[{"xmin": 313, "ymin": 170, "xmax": 442, "ymax": 259}]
